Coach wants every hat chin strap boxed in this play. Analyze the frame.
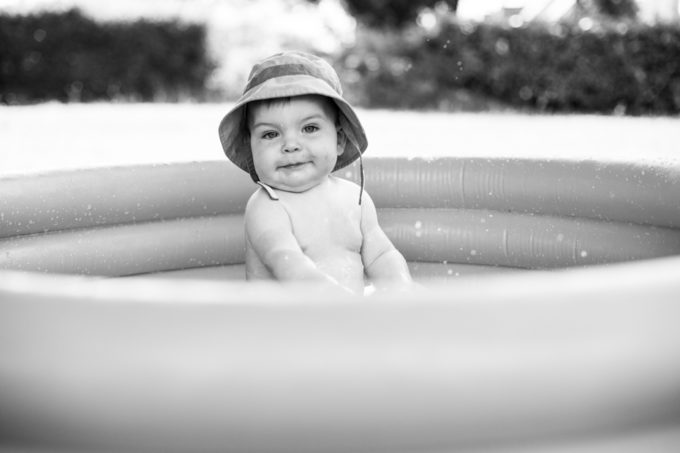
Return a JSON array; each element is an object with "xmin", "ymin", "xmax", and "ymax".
[
  {"xmin": 337, "ymin": 124, "xmax": 364, "ymax": 206},
  {"xmin": 358, "ymin": 151, "xmax": 364, "ymax": 205},
  {"xmin": 246, "ymin": 156, "xmax": 260, "ymax": 184},
  {"xmin": 256, "ymin": 181, "xmax": 280, "ymax": 200}
]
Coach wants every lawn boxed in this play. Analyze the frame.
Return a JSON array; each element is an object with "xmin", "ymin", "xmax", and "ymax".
[{"xmin": 1, "ymin": 103, "xmax": 678, "ymax": 178}]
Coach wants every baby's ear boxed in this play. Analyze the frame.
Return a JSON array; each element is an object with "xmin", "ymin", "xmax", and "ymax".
[{"xmin": 336, "ymin": 127, "xmax": 347, "ymax": 156}]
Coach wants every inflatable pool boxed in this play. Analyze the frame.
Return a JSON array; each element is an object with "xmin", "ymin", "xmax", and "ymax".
[{"xmin": 1, "ymin": 157, "xmax": 680, "ymax": 452}]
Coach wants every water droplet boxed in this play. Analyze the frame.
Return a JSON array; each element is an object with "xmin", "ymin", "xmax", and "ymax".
[{"xmin": 33, "ymin": 29, "xmax": 46, "ymax": 42}]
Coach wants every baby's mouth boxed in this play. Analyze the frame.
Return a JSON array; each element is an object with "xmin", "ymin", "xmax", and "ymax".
[{"xmin": 278, "ymin": 161, "xmax": 309, "ymax": 170}]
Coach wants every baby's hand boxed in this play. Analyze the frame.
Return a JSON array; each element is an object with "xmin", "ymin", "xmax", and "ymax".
[
  {"xmin": 366, "ymin": 280, "xmax": 423, "ymax": 297},
  {"xmin": 322, "ymin": 275, "xmax": 361, "ymax": 297}
]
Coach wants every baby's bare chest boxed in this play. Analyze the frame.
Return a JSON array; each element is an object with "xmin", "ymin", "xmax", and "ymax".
[{"xmin": 284, "ymin": 199, "xmax": 362, "ymax": 253}]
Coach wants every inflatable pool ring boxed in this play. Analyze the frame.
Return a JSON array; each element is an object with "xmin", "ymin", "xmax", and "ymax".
[{"xmin": 1, "ymin": 157, "xmax": 680, "ymax": 452}]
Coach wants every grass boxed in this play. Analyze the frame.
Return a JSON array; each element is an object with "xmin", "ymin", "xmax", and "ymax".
[{"xmin": 1, "ymin": 102, "xmax": 679, "ymax": 178}]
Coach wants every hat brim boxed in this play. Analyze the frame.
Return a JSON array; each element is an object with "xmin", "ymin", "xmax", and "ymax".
[{"xmin": 218, "ymin": 74, "xmax": 367, "ymax": 179}]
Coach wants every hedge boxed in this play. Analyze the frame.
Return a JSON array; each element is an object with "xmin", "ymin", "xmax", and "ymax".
[
  {"xmin": 3, "ymin": 8, "xmax": 678, "ymax": 114},
  {"xmin": 336, "ymin": 21, "xmax": 680, "ymax": 115},
  {"xmin": 0, "ymin": 9, "xmax": 214, "ymax": 103}
]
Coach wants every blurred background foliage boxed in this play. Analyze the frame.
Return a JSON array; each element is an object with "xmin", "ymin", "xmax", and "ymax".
[
  {"xmin": 1, "ymin": 0, "xmax": 679, "ymax": 114},
  {"xmin": 0, "ymin": 8, "xmax": 213, "ymax": 103},
  {"xmin": 339, "ymin": 0, "xmax": 459, "ymax": 28},
  {"xmin": 336, "ymin": 18, "xmax": 680, "ymax": 114}
]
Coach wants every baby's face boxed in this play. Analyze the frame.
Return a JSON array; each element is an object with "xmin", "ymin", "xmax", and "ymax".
[{"xmin": 249, "ymin": 95, "xmax": 343, "ymax": 193}]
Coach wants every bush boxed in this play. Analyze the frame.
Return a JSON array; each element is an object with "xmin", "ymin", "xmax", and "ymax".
[
  {"xmin": 341, "ymin": 0, "xmax": 459, "ymax": 29},
  {"xmin": 0, "ymin": 9, "xmax": 214, "ymax": 103},
  {"xmin": 336, "ymin": 21, "xmax": 680, "ymax": 115}
]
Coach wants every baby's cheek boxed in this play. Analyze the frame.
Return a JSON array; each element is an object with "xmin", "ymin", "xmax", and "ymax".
[{"xmin": 321, "ymin": 152, "xmax": 338, "ymax": 167}]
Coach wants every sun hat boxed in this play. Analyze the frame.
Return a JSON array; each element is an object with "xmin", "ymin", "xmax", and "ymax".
[{"xmin": 218, "ymin": 51, "xmax": 368, "ymax": 183}]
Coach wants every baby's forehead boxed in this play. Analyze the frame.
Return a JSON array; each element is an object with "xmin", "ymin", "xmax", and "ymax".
[{"xmin": 248, "ymin": 95, "xmax": 337, "ymax": 123}]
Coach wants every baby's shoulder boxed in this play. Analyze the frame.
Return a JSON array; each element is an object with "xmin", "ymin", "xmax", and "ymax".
[
  {"xmin": 329, "ymin": 176, "xmax": 362, "ymax": 199},
  {"xmin": 246, "ymin": 188, "xmax": 265, "ymax": 210},
  {"xmin": 245, "ymin": 187, "xmax": 286, "ymax": 220},
  {"xmin": 331, "ymin": 175, "xmax": 360, "ymax": 190},
  {"xmin": 329, "ymin": 176, "xmax": 376, "ymax": 208}
]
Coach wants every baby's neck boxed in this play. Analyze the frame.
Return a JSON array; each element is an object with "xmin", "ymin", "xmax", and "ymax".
[{"xmin": 262, "ymin": 175, "xmax": 334, "ymax": 196}]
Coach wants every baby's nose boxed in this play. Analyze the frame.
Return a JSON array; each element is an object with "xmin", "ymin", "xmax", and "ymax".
[{"xmin": 282, "ymin": 136, "xmax": 301, "ymax": 152}]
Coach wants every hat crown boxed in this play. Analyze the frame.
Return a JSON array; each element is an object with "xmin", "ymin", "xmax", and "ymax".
[{"xmin": 244, "ymin": 51, "xmax": 342, "ymax": 96}]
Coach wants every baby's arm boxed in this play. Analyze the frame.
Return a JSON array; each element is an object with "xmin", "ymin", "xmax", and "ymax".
[
  {"xmin": 245, "ymin": 191, "xmax": 353, "ymax": 292},
  {"xmin": 360, "ymin": 192, "xmax": 413, "ymax": 289}
]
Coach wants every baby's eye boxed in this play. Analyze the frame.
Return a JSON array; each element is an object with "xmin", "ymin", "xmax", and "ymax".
[
  {"xmin": 302, "ymin": 124, "xmax": 319, "ymax": 134},
  {"xmin": 261, "ymin": 131, "xmax": 279, "ymax": 140}
]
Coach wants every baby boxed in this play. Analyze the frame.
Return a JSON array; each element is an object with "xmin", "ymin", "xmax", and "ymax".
[{"xmin": 218, "ymin": 51, "xmax": 412, "ymax": 295}]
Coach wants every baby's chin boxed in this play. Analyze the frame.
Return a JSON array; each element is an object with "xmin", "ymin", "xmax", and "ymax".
[{"xmin": 261, "ymin": 177, "xmax": 327, "ymax": 193}]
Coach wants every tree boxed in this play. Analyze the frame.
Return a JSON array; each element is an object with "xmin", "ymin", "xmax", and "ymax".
[
  {"xmin": 340, "ymin": 0, "xmax": 459, "ymax": 29},
  {"xmin": 590, "ymin": 0, "xmax": 638, "ymax": 20}
]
